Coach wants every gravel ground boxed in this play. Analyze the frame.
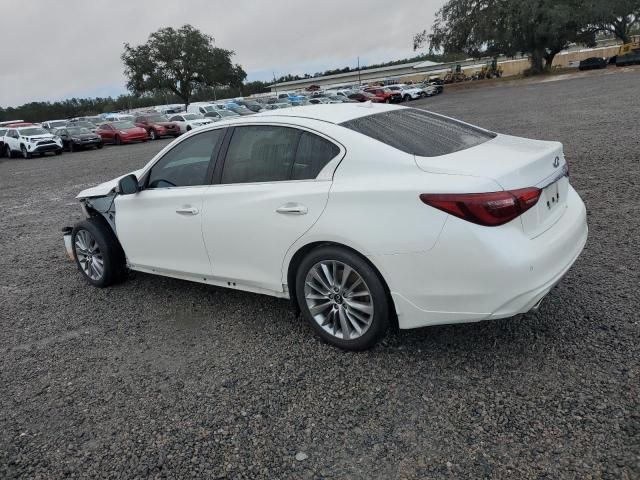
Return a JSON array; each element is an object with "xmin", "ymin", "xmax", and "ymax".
[{"xmin": 1, "ymin": 68, "xmax": 638, "ymax": 479}]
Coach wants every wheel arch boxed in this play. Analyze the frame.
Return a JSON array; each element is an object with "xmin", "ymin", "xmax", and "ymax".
[{"xmin": 285, "ymin": 240, "xmax": 398, "ymax": 330}]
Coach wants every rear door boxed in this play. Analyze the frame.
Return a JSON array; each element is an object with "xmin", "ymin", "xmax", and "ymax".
[
  {"xmin": 115, "ymin": 129, "xmax": 224, "ymax": 277},
  {"xmin": 201, "ymin": 125, "xmax": 342, "ymax": 292}
]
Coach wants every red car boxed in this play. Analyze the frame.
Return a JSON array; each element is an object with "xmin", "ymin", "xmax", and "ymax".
[
  {"xmin": 96, "ymin": 121, "xmax": 149, "ymax": 145},
  {"xmin": 134, "ymin": 114, "xmax": 181, "ymax": 140},
  {"xmin": 347, "ymin": 92, "xmax": 385, "ymax": 103},
  {"xmin": 364, "ymin": 87, "xmax": 403, "ymax": 103}
]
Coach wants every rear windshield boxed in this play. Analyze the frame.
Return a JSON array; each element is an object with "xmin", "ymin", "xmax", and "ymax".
[{"xmin": 340, "ymin": 109, "xmax": 496, "ymax": 157}]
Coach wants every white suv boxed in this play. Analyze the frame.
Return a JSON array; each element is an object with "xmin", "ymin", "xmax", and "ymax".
[
  {"xmin": 386, "ymin": 84, "xmax": 424, "ymax": 101},
  {"xmin": 3, "ymin": 126, "xmax": 63, "ymax": 158},
  {"xmin": 168, "ymin": 113, "xmax": 214, "ymax": 133}
]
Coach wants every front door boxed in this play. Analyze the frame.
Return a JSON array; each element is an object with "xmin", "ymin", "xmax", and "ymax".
[
  {"xmin": 115, "ymin": 129, "xmax": 224, "ymax": 277},
  {"xmin": 201, "ymin": 125, "xmax": 341, "ymax": 292}
]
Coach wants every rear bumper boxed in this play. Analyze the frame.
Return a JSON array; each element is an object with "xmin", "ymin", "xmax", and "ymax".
[{"xmin": 369, "ymin": 185, "xmax": 588, "ymax": 329}]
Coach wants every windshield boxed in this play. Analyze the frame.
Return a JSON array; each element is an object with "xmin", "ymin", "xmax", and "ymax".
[
  {"xmin": 218, "ymin": 110, "xmax": 238, "ymax": 117},
  {"xmin": 183, "ymin": 114, "xmax": 201, "ymax": 120},
  {"xmin": 202, "ymin": 106, "xmax": 216, "ymax": 112},
  {"xmin": 146, "ymin": 115, "xmax": 169, "ymax": 122},
  {"xmin": 20, "ymin": 127, "xmax": 48, "ymax": 136},
  {"xmin": 49, "ymin": 121, "xmax": 67, "ymax": 128},
  {"xmin": 340, "ymin": 108, "xmax": 496, "ymax": 157},
  {"xmin": 112, "ymin": 121, "xmax": 135, "ymax": 129},
  {"xmin": 73, "ymin": 122, "xmax": 94, "ymax": 128},
  {"xmin": 68, "ymin": 127, "xmax": 91, "ymax": 135}
]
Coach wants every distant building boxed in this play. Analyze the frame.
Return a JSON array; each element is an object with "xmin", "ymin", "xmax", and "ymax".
[{"xmin": 268, "ymin": 41, "xmax": 621, "ymax": 93}]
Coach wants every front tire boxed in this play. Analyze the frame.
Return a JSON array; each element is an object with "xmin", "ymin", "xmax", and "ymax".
[
  {"xmin": 115, "ymin": 135, "xmax": 122, "ymax": 146},
  {"xmin": 295, "ymin": 246, "xmax": 389, "ymax": 351},
  {"xmin": 72, "ymin": 217, "xmax": 126, "ymax": 288},
  {"xmin": 21, "ymin": 145, "xmax": 32, "ymax": 159},
  {"xmin": 149, "ymin": 129, "xmax": 157, "ymax": 140},
  {"xmin": 403, "ymin": 94, "xmax": 411, "ymax": 102}
]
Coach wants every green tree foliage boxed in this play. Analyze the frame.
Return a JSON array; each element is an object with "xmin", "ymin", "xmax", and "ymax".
[
  {"xmin": 414, "ymin": 0, "xmax": 598, "ymax": 73},
  {"xmin": 122, "ymin": 24, "xmax": 246, "ymax": 107},
  {"xmin": 588, "ymin": 0, "xmax": 640, "ymax": 43}
]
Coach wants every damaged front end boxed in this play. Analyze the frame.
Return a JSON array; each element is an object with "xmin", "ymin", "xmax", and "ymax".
[{"xmin": 62, "ymin": 192, "xmax": 118, "ymax": 261}]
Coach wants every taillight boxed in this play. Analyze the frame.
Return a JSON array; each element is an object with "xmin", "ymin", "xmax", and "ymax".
[{"xmin": 420, "ymin": 187, "xmax": 541, "ymax": 227}]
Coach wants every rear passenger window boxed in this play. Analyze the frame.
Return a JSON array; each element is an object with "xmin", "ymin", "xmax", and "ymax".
[
  {"xmin": 147, "ymin": 129, "xmax": 222, "ymax": 188},
  {"xmin": 221, "ymin": 126, "xmax": 299, "ymax": 184},
  {"xmin": 292, "ymin": 132, "xmax": 340, "ymax": 180}
]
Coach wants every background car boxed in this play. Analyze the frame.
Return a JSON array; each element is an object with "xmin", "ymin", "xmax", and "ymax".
[
  {"xmin": 364, "ymin": 87, "xmax": 403, "ymax": 103},
  {"xmin": 55, "ymin": 126, "xmax": 103, "ymax": 151},
  {"xmin": 134, "ymin": 114, "xmax": 181, "ymax": 140},
  {"xmin": 42, "ymin": 120, "xmax": 69, "ymax": 131},
  {"xmin": 0, "ymin": 128, "xmax": 7, "ymax": 157},
  {"xmin": 224, "ymin": 102, "xmax": 255, "ymax": 115},
  {"xmin": 4, "ymin": 126, "xmax": 63, "ymax": 158},
  {"xmin": 168, "ymin": 113, "xmax": 214, "ymax": 133},
  {"xmin": 386, "ymin": 84, "xmax": 424, "ymax": 101},
  {"xmin": 347, "ymin": 92, "xmax": 385, "ymax": 103},
  {"xmin": 579, "ymin": 57, "xmax": 608, "ymax": 70},
  {"xmin": 67, "ymin": 120, "xmax": 99, "ymax": 133},
  {"xmin": 235, "ymin": 100, "xmax": 264, "ymax": 113},
  {"xmin": 96, "ymin": 121, "xmax": 148, "ymax": 145},
  {"xmin": 204, "ymin": 110, "xmax": 241, "ymax": 121}
]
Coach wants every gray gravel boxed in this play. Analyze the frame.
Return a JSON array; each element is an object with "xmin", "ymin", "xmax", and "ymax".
[{"xmin": 1, "ymin": 68, "xmax": 639, "ymax": 479}]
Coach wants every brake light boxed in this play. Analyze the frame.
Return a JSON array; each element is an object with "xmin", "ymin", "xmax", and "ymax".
[{"xmin": 420, "ymin": 188, "xmax": 541, "ymax": 226}]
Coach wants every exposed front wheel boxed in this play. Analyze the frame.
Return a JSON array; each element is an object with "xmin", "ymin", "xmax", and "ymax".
[
  {"xmin": 72, "ymin": 218, "xmax": 127, "ymax": 288},
  {"xmin": 21, "ymin": 145, "xmax": 32, "ymax": 159},
  {"xmin": 149, "ymin": 130, "xmax": 157, "ymax": 140},
  {"xmin": 295, "ymin": 246, "xmax": 389, "ymax": 351},
  {"xmin": 115, "ymin": 135, "xmax": 122, "ymax": 146},
  {"xmin": 404, "ymin": 94, "xmax": 411, "ymax": 102}
]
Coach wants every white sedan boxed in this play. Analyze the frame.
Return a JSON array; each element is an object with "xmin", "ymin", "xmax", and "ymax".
[
  {"xmin": 64, "ymin": 104, "xmax": 587, "ymax": 350},
  {"xmin": 168, "ymin": 113, "xmax": 214, "ymax": 133}
]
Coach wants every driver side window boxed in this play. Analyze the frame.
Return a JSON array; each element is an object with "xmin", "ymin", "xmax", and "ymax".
[{"xmin": 147, "ymin": 129, "xmax": 223, "ymax": 189}]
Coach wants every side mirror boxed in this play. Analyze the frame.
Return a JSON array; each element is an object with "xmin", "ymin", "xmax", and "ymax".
[{"xmin": 116, "ymin": 174, "xmax": 139, "ymax": 195}]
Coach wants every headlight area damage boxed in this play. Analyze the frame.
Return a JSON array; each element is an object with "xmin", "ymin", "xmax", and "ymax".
[{"xmin": 63, "ymin": 193, "xmax": 117, "ymax": 261}]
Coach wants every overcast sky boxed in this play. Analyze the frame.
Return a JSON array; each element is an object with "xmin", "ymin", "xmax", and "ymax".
[{"xmin": 0, "ymin": 0, "xmax": 445, "ymax": 107}]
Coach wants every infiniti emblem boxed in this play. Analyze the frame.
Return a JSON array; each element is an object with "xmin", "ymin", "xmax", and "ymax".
[{"xmin": 553, "ymin": 156, "xmax": 560, "ymax": 168}]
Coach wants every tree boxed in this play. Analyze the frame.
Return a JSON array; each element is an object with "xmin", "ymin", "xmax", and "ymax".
[
  {"xmin": 589, "ymin": 0, "xmax": 640, "ymax": 43},
  {"xmin": 414, "ymin": 0, "xmax": 596, "ymax": 74},
  {"xmin": 121, "ymin": 25, "xmax": 246, "ymax": 108}
]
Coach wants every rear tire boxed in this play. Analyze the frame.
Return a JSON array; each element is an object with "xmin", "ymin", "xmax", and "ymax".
[
  {"xmin": 71, "ymin": 217, "xmax": 127, "ymax": 288},
  {"xmin": 5, "ymin": 146, "xmax": 12, "ymax": 158},
  {"xmin": 55, "ymin": 150, "xmax": 62, "ymax": 156},
  {"xmin": 295, "ymin": 246, "xmax": 389, "ymax": 351}
]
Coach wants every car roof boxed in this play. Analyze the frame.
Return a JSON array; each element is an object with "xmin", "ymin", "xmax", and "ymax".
[{"xmin": 253, "ymin": 103, "xmax": 402, "ymax": 124}]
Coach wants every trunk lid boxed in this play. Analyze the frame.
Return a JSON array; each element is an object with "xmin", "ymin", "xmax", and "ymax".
[{"xmin": 415, "ymin": 134, "xmax": 570, "ymax": 238}]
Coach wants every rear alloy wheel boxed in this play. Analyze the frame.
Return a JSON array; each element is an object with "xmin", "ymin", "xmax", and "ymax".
[
  {"xmin": 21, "ymin": 145, "xmax": 32, "ymax": 159},
  {"xmin": 296, "ymin": 247, "xmax": 389, "ymax": 350},
  {"xmin": 149, "ymin": 130, "xmax": 157, "ymax": 140}
]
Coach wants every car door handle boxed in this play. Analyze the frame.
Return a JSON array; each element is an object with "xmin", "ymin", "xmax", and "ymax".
[
  {"xmin": 276, "ymin": 203, "xmax": 308, "ymax": 215},
  {"xmin": 175, "ymin": 207, "xmax": 199, "ymax": 215}
]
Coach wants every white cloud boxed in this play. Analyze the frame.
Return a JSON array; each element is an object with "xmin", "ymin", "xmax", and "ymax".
[{"xmin": 0, "ymin": 0, "xmax": 444, "ymax": 106}]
